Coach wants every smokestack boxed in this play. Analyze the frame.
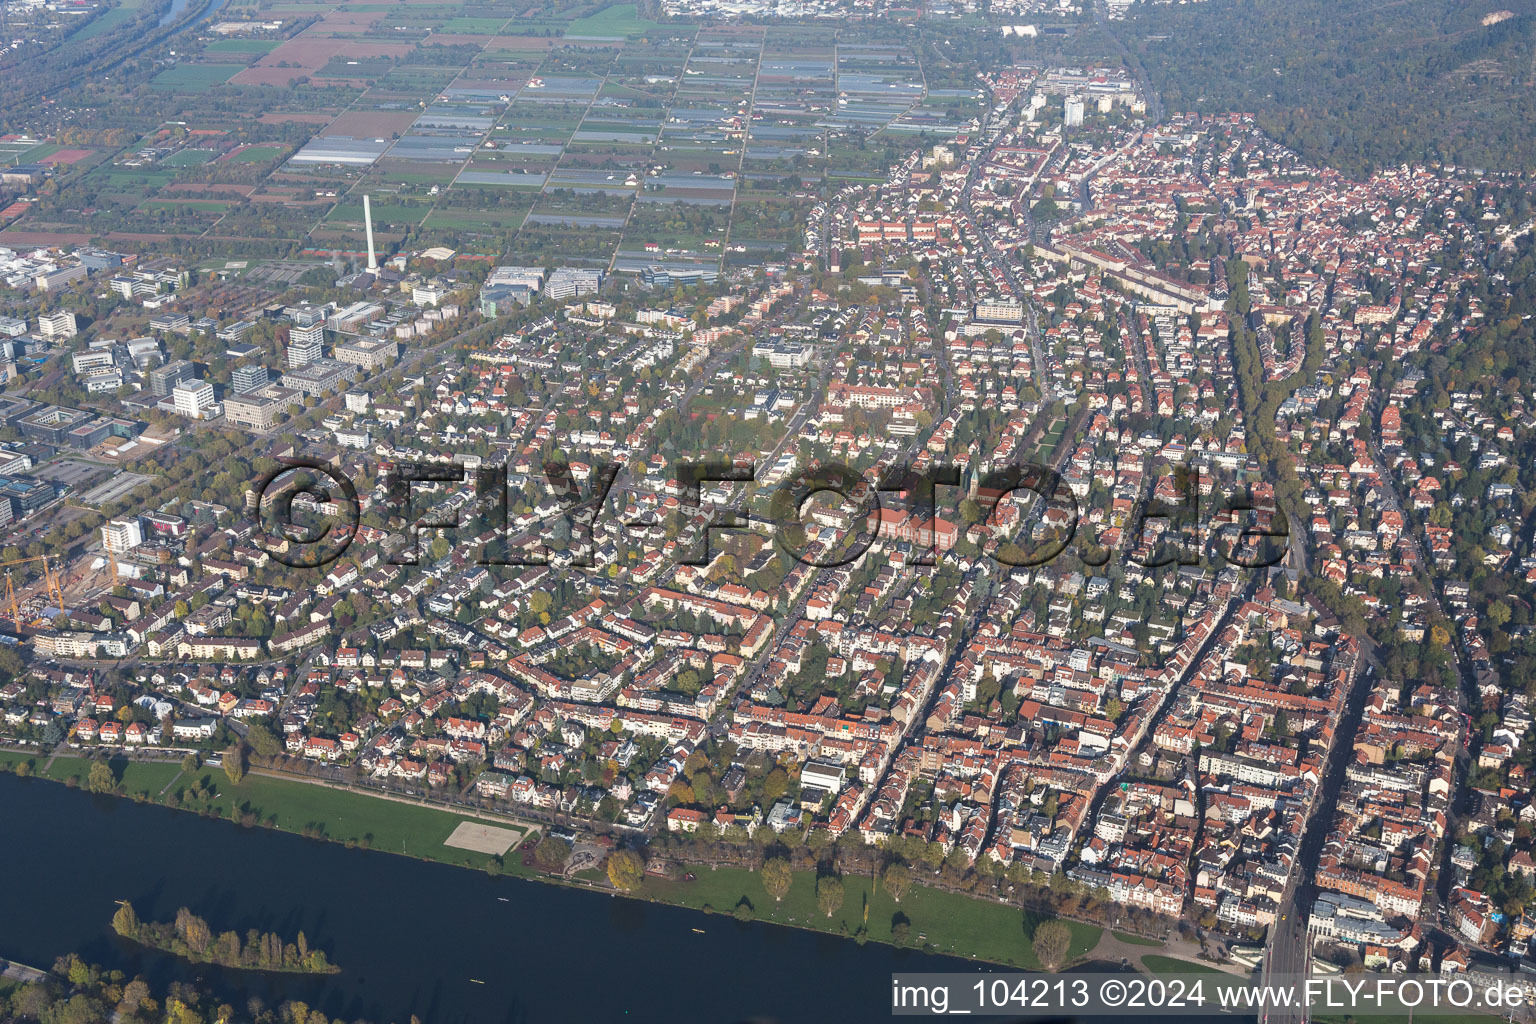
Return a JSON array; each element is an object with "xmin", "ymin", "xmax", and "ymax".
[{"xmin": 363, "ymin": 193, "xmax": 378, "ymax": 272}]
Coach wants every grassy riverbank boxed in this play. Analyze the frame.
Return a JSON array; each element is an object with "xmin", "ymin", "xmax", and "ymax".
[
  {"xmin": 1, "ymin": 752, "xmax": 528, "ymax": 874},
  {"xmin": 45, "ymin": 755, "xmax": 182, "ymax": 793},
  {"xmin": 1, "ymin": 751, "xmax": 1104, "ymax": 967},
  {"xmin": 643, "ymin": 867, "xmax": 1101, "ymax": 968}
]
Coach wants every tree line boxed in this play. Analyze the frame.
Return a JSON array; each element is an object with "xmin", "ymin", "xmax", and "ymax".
[{"xmin": 111, "ymin": 904, "xmax": 339, "ymax": 975}]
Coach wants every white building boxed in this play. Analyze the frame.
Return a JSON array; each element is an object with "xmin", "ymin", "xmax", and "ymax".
[
  {"xmin": 172, "ymin": 379, "xmax": 217, "ymax": 420},
  {"xmin": 287, "ymin": 321, "xmax": 324, "ymax": 367},
  {"xmin": 1064, "ymin": 95, "xmax": 1085, "ymax": 128},
  {"xmin": 546, "ymin": 267, "xmax": 604, "ymax": 301},
  {"xmin": 38, "ymin": 310, "xmax": 77, "ymax": 340},
  {"xmin": 974, "ymin": 299, "xmax": 1025, "ymax": 324},
  {"xmin": 101, "ymin": 518, "xmax": 143, "ymax": 554}
]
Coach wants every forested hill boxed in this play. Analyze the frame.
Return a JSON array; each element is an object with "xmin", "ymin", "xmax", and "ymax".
[{"xmin": 1114, "ymin": 0, "xmax": 1536, "ymax": 177}]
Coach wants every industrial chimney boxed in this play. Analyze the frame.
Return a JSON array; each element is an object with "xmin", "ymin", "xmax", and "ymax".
[{"xmin": 363, "ymin": 194, "xmax": 378, "ymax": 272}]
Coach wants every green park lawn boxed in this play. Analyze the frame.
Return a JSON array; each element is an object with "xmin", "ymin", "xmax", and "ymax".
[
  {"xmin": 1142, "ymin": 954, "xmax": 1224, "ymax": 974},
  {"xmin": 4, "ymin": 754, "xmax": 533, "ymax": 876},
  {"xmin": 0, "ymin": 749, "xmax": 39, "ymax": 772},
  {"xmin": 198, "ymin": 772, "xmax": 524, "ymax": 869},
  {"xmin": 1113, "ymin": 930, "xmax": 1165, "ymax": 946},
  {"xmin": 642, "ymin": 866, "xmax": 1100, "ymax": 968},
  {"xmin": 42, "ymin": 755, "xmax": 183, "ymax": 795}
]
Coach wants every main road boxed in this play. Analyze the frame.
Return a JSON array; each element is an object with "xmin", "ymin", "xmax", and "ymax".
[{"xmin": 1259, "ymin": 643, "xmax": 1372, "ymax": 1024}]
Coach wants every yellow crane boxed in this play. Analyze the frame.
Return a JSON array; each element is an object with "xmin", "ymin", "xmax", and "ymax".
[{"xmin": 1, "ymin": 553, "xmax": 66, "ymax": 627}]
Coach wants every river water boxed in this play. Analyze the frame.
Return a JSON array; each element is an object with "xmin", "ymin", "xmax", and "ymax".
[
  {"xmin": 0, "ymin": 773, "xmax": 1013, "ymax": 1023},
  {"xmin": 158, "ymin": 0, "xmax": 228, "ymax": 29}
]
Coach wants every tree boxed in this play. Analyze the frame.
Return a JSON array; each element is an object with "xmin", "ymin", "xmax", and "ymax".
[
  {"xmin": 87, "ymin": 761, "xmax": 116, "ymax": 794},
  {"xmin": 52, "ymin": 993, "xmax": 106, "ymax": 1024},
  {"xmin": 534, "ymin": 836, "xmax": 568, "ymax": 871},
  {"xmin": 223, "ymin": 744, "xmax": 246, "ymax": 786},
  {"xmin": 245, "ymin": 722, "xmax": 280, "ymax": 760},
  {"xmin": 0, "ymin": 647, "xmax": 23, "ymax": 681},
  {"xmin": 816, "ymin": 875, "xmax": 845, "ymax": 918},
  {"xmin": 606, "ymin": 849, "xmax": 644, "ymax": 892},
  {"xmin": 1032, "ymin": 919, "xmax": 1072, "ymax": 971},
  {"xmin": 761, "ymin": 857, "xmax": 793, "ymax": 902},
  {"xmin": 111, "ymin": 901, "xmax": 140, "ymax": 938},
  {"xmin": 761, "ymin": 765, "xmax": 789, "ymax": 804},
  {"xmin": 118, "ymin": 979, "xmax": 150, "ymax": 1016},
  {"xmin": 883, "ymin": 862, "xmax": 911, "ymax": 902},
  {"xmin": 10, "ymin": 982, "xmax": 54, "ymax": 1021},
  {"xmin": 175, "ymin": 907, "xmax": 212, "ymax": 955}
]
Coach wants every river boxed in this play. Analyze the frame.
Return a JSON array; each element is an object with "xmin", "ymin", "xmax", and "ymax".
[
  {"xmin": 0, "ymin": 773, "xmax": 1024, "ymax": 1023},
  {"xmin": 158, "ymin": 0, "xmax": 228, "ymax": 29}
]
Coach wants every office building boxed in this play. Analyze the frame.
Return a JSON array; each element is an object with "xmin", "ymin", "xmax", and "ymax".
[
  {"xmin": 223, "ymin": 387, "xmax": 297, "ymax": 430},
  {"xmin": 101, "ymin": 518, "xmax": 143, "ymax": 554},
  {"xmin": 149, "ymin": 358, "xmax": 195, "ymax": 397},
  {"xmin": 546, "ymin": 267, "xmax": 604, "ymax": 300},
  {"xmin": 280, "ymin": 358, "xmax": 358, "ymax": 397},
  {"xmin": 172, "ymin": 379, "xmax": 217, "ymax": 420},
  {"xmin": 37, "ymin": 310, "xmax": 78, "ymax": 340},
  {"xmin": 0, "ymin": 476, "xmax": 54, "ymax": 520},
  {"xmin": 232, "ymin": 364, "xmax": 270, "ymax": 395},
  {"xmin": 332, "ymin": 335, "xmax": 397, "ymax": 371},
  {"xmin": 287, "ymin": 321, "xmax": 324, "ymax": 368}
]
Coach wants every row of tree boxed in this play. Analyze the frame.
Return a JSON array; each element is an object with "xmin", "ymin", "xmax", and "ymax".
[{"xmin": 111, "ymin": 904, "xmax": 338, "ymax": 975}]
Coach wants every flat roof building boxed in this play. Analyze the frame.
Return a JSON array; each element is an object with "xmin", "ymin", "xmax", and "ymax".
[
  {"xmin": 223, "ymin": 387, "xmax": 298, "ymax": 430},
  {"xmin": 280, "ymin": 358, "xmax": 358, "ymax": 397},
  {"xmin": 332, "ymin": 334, "xmax": 398, "ymax": 371}
]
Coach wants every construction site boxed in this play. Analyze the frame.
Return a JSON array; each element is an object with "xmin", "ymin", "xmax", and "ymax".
[{"xmin": 2, "ymin": 549, "xmax": 120, "ymax": 637}]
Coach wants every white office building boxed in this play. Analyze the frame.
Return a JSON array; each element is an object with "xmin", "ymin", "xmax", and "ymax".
[
  {"xmin": 101, "ymin": 518, "xmax": 143, "ymax": 553},
  {"xmin": 172, "ymin": 379, "xmax": 217, "ymax": 420},
  {"xmin": 287, "ymin": 321, "xmax": 324, "ymax": 368}
]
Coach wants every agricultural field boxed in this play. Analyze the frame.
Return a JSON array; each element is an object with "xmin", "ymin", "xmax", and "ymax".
[
  {"xmin": 150, "ymin": 63, "xmax": 245, "ymax": 90},
  {"xmin": 0, "ymin": 0, "xmax": 969, "ymax": 268}
]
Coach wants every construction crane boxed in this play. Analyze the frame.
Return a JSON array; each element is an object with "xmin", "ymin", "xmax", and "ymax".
[{"xmin": 1, "ymin": 554, "xmax": 66, "ymax": 627}]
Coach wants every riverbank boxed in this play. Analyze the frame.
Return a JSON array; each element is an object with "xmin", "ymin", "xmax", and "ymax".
[
  {"xmin": 0, "ymin": 769, "xmax": 998, "ymax": 1024},
  {"xmin": 0, "ymin": 749, "xmax": 1118, "ymax": 969},
  {"xmin": 0, "ymin": 749, "xmax": 533, "ymax": 871},
  {"xmin": 639, "ymin": 865, "xmax": 1101, "ymax": 968}
]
